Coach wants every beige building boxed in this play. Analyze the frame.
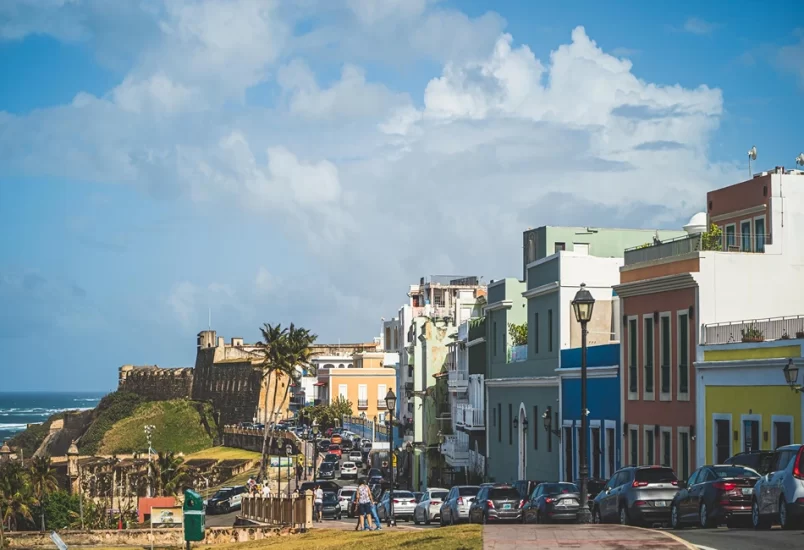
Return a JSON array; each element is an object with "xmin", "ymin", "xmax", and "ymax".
[{"xmin": 315, "ymin": 352, "xmax": 397, "ymax": 421}]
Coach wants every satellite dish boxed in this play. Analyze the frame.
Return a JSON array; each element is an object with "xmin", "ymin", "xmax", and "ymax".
[
  {"xmin": 796, "ymin": 153, "xmax": 804, "ymax": 167},
  {"xmin": 748, "ymin": 146, "xmax": 757, "ymax": 161}
]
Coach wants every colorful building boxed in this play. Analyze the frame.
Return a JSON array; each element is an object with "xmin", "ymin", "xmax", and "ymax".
[
  {"xmin": 615, "ymin": 166, "xmax": 804, "ymax": 481},
  {"xmin": 559, "ymin": 343, "xmax": 621, "ymax": 482},
  {"xmin": 695, "ymin": 323, "xmax": 804, "ymax": 466}
]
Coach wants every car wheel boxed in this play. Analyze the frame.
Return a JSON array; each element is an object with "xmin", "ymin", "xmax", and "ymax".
[
  {"xmin": 593, "ymin": 507, "xmax": 603, "ymax": 525},
  {"xmin": 414, "ymin": 510, "xmax": 420, "ymax": 525},
  {"xmin": 779, "ymin": 498, "xmax": 793, "ymax": 530},
  {"xmin": 221, "ymin": 502, "xmax": 231, "ymax": 514},
  {"xmin": 450, "ymin": 510, "xmax": 456, "ymax": 526},
  {"xmin": 752, "ymin": 500, "xmax": 771, "ymax": 530},
  {"xmin": 619, "ymin": 506, "xmax": 629, "ymax": 526},
  {"xmin": 425, "ymin": 513, "xmax": 431, "ymax": 525},
  {"xmin": 700, "ymin": 503, "xmax": 714, "ymax": 529},
  {"xmin": 439, "ymin": 513, "xmax": 445, "ymax": 527},
  {"xmin": 670, "ymin": 504, "xmax": 682, "ymax": 529}
]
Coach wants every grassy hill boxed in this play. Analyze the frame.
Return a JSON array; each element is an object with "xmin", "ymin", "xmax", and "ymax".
[{"xmin": 98, "ymin": 399, "xmax": 217, "ymax": 455}]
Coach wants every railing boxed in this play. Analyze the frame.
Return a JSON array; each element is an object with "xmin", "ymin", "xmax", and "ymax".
[
  {"xmin": 241, "ymin": 493, "xmax": 312, "ymax": 529},
  {"xmin": 624, "ymin": 234, "xmax": 701, "ymax": 265},
  {"xmin": 456, "ymin": 404, "xmax": 484, "ymax": 429},
  {"xmin": 447, "ymin": 369, "xmax": 468, "ymax": 390},
  {"xmin": 702, "ymin": 315, "xmax": 804, "ymax": 345},
  {"xmin": 507, "ymin": 345, "xmax": 527, "ymax": 363},
  {"xmin": 442, "ymin": 435, "xmax": 469, "ymax": 465},
  {"xmin": 377, "ymin": 400, "xmax": 387, "ymax": 409},
  {"xmin": 358, "ymin": 399, "xmax": 368, "ymax": 409}
]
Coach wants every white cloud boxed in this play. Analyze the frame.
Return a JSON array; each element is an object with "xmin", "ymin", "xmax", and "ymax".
[
  {"xmin": 778, "ymin": 37, "xmax": 804, "ymax": 89},
  {"xmin": 680, "ymin": 17, "xmax": 719, "ymax": 36}
]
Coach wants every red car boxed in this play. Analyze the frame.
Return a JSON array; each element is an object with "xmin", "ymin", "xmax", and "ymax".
[{"xmin": 328, "ymin": 444, "xmax": 342, "ymax": 457}]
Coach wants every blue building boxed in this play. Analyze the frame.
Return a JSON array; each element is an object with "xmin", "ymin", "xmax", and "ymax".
[{"xmin": 559, "ymin": 343, "xmax": 620, "ymax": 484}]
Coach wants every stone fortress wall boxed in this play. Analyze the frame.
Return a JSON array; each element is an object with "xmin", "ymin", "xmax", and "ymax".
[{"xmin": 118, "ymin": 365, "xmax": 194, "ymax": 401}]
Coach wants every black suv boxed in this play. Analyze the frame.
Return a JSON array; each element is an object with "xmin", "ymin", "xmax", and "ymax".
[{"xmin": 318, "ymin": 461, "xmax": 337, "ymax": 480}]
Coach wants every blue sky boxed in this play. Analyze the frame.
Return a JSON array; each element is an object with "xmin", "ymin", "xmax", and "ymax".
[{"xmin": 1, "ymin": 0, "xmax": 802, "ymax": 391}]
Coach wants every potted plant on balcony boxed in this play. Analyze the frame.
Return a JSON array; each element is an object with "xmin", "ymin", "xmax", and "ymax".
[
  {"xmin": 796, "ymin": 331, "xmax": 804, "ymax": 339},
  {"xmin": 740, "ymin": 325, "xmax": 765, "ymax": 343}
]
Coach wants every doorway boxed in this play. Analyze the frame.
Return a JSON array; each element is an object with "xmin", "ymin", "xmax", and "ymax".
[{"xmin": 518, "ymin": 404, "xmax": 528, "ymax": 479}]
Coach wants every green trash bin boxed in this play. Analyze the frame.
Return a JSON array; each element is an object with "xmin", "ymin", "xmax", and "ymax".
[{"xmin": 183, "ymin": 489, "xmax": 205, "ymax": 543}]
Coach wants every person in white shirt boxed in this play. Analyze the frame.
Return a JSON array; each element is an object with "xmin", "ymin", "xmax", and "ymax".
[
  {"xmin": 262, "ymin": 483, "xmax": 271, "ymax": 498},
  {"xmin": 314, "ymin": 485, "xmax": 324, "ymax": 523}
]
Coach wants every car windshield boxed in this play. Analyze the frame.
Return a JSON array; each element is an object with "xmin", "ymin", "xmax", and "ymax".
[
  {"xmin": 489, "ymin": 488, "xmax": 520, "ymax": 499},
  {"xmin": 343, "ymin": 462, "xmax": 355, "ymax": 468},
  {"xmin": 458, "ymin": 487, "xmax": 479, "ymax": 496},
  {"xmin": 393, "ymin": 491, "xmax": 414, "ymax": 499},
  {"xmin": 431, "ymin": 491, "xmax": 448, "ymax": 500},
  {"xmin": 329, "ymin": 445, "xmax": 340, "ymax": 450},
  {"xmin": 213, "ymin": 490, "xmax": 232, "ymax": 499},
  {"xmin": 369, "ymin": 469, "xmax": 381, "ymax": 476},
  {"xmin": 540, "ymin": 483, "xmax": 579, "ymax": 495},
  {"xmin": 713, "ymin": 466, "xmax": 759, "ymax": 478},
  {"xmin": 323, "ymin": 493, "xmax": 338, "ymax": 503},
  {"xmin": 320, "ymin": 463, "xmax": 335, "ymax": 471},
  {"xmin": 635, "ymin": 468, "xmax": 677, "ymax": 483},
  {"xmin": 340, "ymin": 490, "xmax": 355, "ymax": 497},
  {"xmin": 324, "ymin": 454, "xmax": 338, "ymax": 461}
]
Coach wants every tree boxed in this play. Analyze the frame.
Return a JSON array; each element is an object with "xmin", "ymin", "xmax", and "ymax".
[
  {"xmin": 28, "ymin": 455, "xmax": 58, "ymax": 531},
  {"xmin": 507, "ymin": 322, "xmax": 528, "ymax": 346},
  {"xmin": 700, "ymin": 223, "xmax": 723, "ymax": 251},
  {"xmin": 41, "ymin": 491, "xmax": 80, "ymax": 531},
  {"xmin": 149, "ymin": 452, "xmax": 189, "ymax": 497},
  {"xmin": 0, "ymin": 462, "xmax": 34, "ymax": 542},
  {"xmin": 257, "ymin": 323, "xmax": 317, "ymax": 479}
]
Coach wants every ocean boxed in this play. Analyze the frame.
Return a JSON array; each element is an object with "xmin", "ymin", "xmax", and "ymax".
[{"xmin": 0, "ymin": 391, "xmax": 107, "ymax": 443}]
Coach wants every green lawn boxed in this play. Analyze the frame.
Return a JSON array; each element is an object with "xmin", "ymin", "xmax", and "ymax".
[
  {"xmin": 99, "ymin": 400, "xmax": 217, "ymax": 455},
  {"xmin": 184, "ymin": 447, "xmax": 260, "ymax": 461}
]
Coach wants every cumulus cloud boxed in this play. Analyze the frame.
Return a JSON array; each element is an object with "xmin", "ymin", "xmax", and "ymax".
[
  {"xmin": 778, "ymin": 37, "xmax": 804, "ymax": 89},
  {"xmin": 680, "ymin": 17, "xmax": 720, "ymax": 36}
]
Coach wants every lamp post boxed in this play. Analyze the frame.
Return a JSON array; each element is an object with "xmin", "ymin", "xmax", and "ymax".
[
  {"xmin": 311, "ymin": 422, "xmax": 319, "ymax": 481},
  {"xmin": 385, "ymin": 389, "xmax": 397, "ymax": 527},
  {"xmin": 144, "ymin": 424, "xmax": 155, "ymax": 497},
  {"xmin": 572, "ymin": 282, "xmax": 595, "ymax": 524},
  {"xmin": 784, "ymin": 359, "xmax": 802, "ymax": 393},
  {"xmin": 438, "ymin": 432, "xmax": 446, "ymax": 487},
  {"xmin": 286, "ymin": 444, "xmax": 293, "ymax": 497}
]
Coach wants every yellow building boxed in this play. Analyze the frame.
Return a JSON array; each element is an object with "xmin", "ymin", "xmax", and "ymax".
[
  {"xmin": 316, "ymin": 352, "xmax": 397, "ymax": 420},
  {"xmin": 696, "ymin": 330, "xmax": 804, "ymax": 466}
]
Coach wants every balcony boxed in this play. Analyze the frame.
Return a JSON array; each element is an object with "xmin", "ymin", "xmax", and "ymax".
[
  {"xmin": 702, "ymin": 315, "xmax": 804, "ymax": 345},
  {"xmin": 358, "ymin": 399, "xmax": 368, "ymax": 410},
  {"xmin": 447, "ymin": 369, "xmax": 468, "ymax": 391},
  {"xmin": 442, "ymin": 435, "xmax": 469, "ymax": 467},
  {"xmin": 507, "ymin": 345, "xmax": 527, "ymax": 363},
  {"xmin": 456, "ymin": 404, "xmax": 484, "ymax": 430},
  {"xmin": 377, "ymin": 400, "xmax": 387, "ymax": 410},
  {"xmin": 624, "ymin": 234, "xmax": 701, "ymax": 266}
]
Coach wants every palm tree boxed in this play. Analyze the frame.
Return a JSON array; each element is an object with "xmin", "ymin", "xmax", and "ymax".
[
  {"xmin": 257, "ymin": 323, "xmax": 317, "ymax": 479},
  {"xmin": 0, "ymin": 461, "xmax": 34, "ymax": 541},
  {"xmin": 149, "ymin": 452, "xmax": 189, "ymax": 497},
  {"xmin": 29, "ymin": 455, "xmax": 58, "ymax": 531}
]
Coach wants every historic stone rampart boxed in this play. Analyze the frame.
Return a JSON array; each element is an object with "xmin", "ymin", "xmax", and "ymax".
[{"xmin": 118, "ymin": 365, "xmax": 194, "ymax": 401}]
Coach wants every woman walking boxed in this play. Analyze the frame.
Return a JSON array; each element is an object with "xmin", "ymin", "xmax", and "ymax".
[{"xmin": 356, "ymin": 479, "xmax": 379, "ymax": 531}]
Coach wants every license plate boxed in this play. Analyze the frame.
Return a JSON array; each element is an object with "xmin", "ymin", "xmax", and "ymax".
[
  {"xmin": 503, "ymin": 504, "xmax": 512, "ymax": 510},
  {"xmin": 566, "ymin": 499, "xmax": 578, "ymax": 506},
  {"xmin": 742, "ymin": 488, "xmax": 753, "ymax": 495},
  {"xmin": 654, "ymin": 501, "xmax": 668, "ymax": 507}
]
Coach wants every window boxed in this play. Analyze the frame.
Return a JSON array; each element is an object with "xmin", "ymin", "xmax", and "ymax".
[
  {"xmin": 643, "ymin": 318, "xmax": 654, "ymax": 395},
  {"xmin": 564, "ymin": 426, "xmax": 574, "ymax": 481},
  {"xmin": 338, "ymin": 384, "xmax": 348, "ymax": 401},
  {"xmin": 714, "ymin": 416, "xmax": 731, "ymax": 464},
  {"xmin": 534, "ymin": 313, "xmax": 539, "ymax": 354},
  {"xmin": 773, "ymin": 417, "xmax": 792, "ymax": 449},
  {"xmin": 660, "ymin": 316, "xmax": 671, "ymax": 396},
  {"xmin": 606, "ymin": 425, "xmax": 616, "ymax": 478},
  {"xmin": 508, "ymin": 404, "xmax": 513, "ymax": 445},
  {"xmin": 679, "ymin": 430, "xmax": 690, "ymax": 481},
  {"xmin": 498, "ymin": 404, "xmax": 502, "ymax": 442},
  {"xmin": 724, "ymin": 224, "xmax": 736, "ymax": 249},
  {"xmin": 743, "ymin": 417, "xmax": 760, "ymax": 452},
  {"xmin": 493, "ymin": 321, "xmax": 498, "ymax": 356},
  {"xmin": 358, "ymin": 384, "xmax": 368, "ymax": 409},
  {"xmin": 645, "ymin": 429, "xmax": 655, "ymax": 465},
  {"xmin": 628, "ymin": 319, "xmax": 638, "ymax": 394},
  {"xmin": 547, "ymin": 309, "xmax": 553, "ymax": 352},
  {"xmin": 754, "ymin": 216, "xmax": 766, "ymax": 252},
  {"xmin": 662, "ymin": 430, "xmax": 671, "ymax": 467},
  {"xmin": 741, "ymin": 220, "xmax": 751, "ymax": 251},
  {"xmin": 533, "ymin": 406, "xmax": 539, "ymax": 450},
  {"xmin": 591, "ymin": 427, "xmax": 601, "ymax": 478},
  {"xmin": 629, "ymin": 428, "xmax": 638, "ymax": 466},
  {"xmin": 377, "ymin": 384, "xmax": 386, "ymax": 407},
  {"xmin": 678, "ymin": 313, "xmax": 689, "ymax": 395},
  {"xmin": 554, "ymin": 242, "xmax": 565, "ymax": 253}
]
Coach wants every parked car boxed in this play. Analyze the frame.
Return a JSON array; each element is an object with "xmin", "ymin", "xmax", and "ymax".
[
  {"xmin": 513, "ymin": 479, "xmax": 544, "ymax": 502},
  {"xmin": 670, "ymin": 464, "xmax": 759, "ymax": 529},
  {"xmin": 348, "ymin": 450, "xmax": 363, "ymax": 464},
  {"xmin": 204, "ymin": 486, "xmax": 246, "ymax": 514},
  {"xmin": 413, "ymin": 492, "xmax": 424, "ymax": 503},
  {"xmin": 413, "ymin": 487, "xmax": 448, "ymax": 525},
  {"xmin": 340, "ymin": 438, "xmax": 354, "ymax": 451},
  {"xmin": 361, "ymin": 439, "xmax": 373, "ymax": 452},
  {"xmin": 298, "ymin": 480, "xmax": 340, "ymax": 494},
  {"xmin": 321, "ymin": 491, "xmax": 343, "ymax": 520},
  {"xmin": 328, "ymin": 444, "xmax": 342, "ymax": 457},
  {"xmin": 377, "ymin": 490, "xmax": 417, "ymax": 522},
  {"xmin": 340, "ymin": 461, "xmax": 358, "ymax": 480},
  {"xmin": 338, "ymin": 486, "xmax": 357, "ymax": 512},
  {"xmin": 439, "ymin": 485, "xmax": 480, "ymax": 526},
  {"xmin": 523, "ymin": 482, "xmax": 581, "ymax": 524},
  {"xmin": 368, "ymin": 468, "xmax": 383, "ymax": 479},
  {"xmin": 469, "ymin": 484, "xmax": 524, "ymax": 523},
  {"xmin": 323, "ymin": 453, "xmax": 340, "ymax": 466},
  {"xmin": 752, "ymin": 444, "xmax": 804, "ymax": 530},
  {"xmin": 592, "ymin": 466, "xmax": 680, "ymax": 526},
  {"xmin": 317, "ymin": 439, "xmax": 332, "ymax": 452},
  {"xmin": 587, "ymin": 478, "xmax": 607, "ymax": 502},
  {"xmin": 725, "ymin": 450, "xmax": 777, "ymax": 476},
  {"xmin": 318, "ymin": 461, "xmax": 337, "ymax": 480}
]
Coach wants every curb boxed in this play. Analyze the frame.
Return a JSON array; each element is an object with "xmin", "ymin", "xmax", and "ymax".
[{"xmin": 623, "ymin": 525, "xmax": 698, "ymax": 549}]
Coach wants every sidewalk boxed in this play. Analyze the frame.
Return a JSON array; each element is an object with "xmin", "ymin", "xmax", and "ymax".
[{"xmin": 483, "ymin": 524, "xmax": 696, "ymax": 549}]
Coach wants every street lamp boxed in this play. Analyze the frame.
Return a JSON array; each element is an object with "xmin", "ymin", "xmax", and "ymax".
[
  {"xmin": 385, "ymin": 389, "xmax": 397, "ymax": 527},
  {"xmin": 783, "ymin": 359, "xmax": 802, "ymax": 392},
  {"xmin": 285, "ymin": 444, "xmax": 293, "ymax": 497},
  {"xmin": 311, "ymin": 422, "xmax": 319, "ymax": 482},
  {"xmin": 438, "ymin": 432, "xmax": 446, "ymax": 487},
  {"xmin": 542, "ymin": 406, "xmax": 560, "ymax": 437},
  {"xmin": 572, "ymin": 282, "xmax": 595, "ymax": 524}
]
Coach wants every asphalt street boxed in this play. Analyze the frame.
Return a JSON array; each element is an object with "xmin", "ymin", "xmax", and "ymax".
[{"xmin": 667, "ymin": 526, "xmax": 804, "ymax": 550}]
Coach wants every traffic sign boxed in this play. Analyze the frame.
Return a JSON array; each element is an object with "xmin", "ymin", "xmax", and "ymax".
[{"xmin": 392, "ymin": 454, "xmax": 397, "ymax": 467}]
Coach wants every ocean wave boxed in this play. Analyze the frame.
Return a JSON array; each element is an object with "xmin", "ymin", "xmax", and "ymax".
[
  {"xmin": 73, "ymin": 398, "xmax": 101, "ymax": 402},
  {"xmin": 0, "ymin": 423, "xmax": 28, "ymax": 431},
  {"xmin": 0, "ymin": 407, "xmax": 95, "ymax": 416}
]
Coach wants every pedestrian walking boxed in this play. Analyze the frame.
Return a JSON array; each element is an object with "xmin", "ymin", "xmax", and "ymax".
[{"xmin": 314, "ymin": 484, "xmax": 324, "ymax": 523}]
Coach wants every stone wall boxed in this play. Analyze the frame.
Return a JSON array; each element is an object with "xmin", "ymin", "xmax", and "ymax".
[
  {"xmin": 5, "ymin": 526, "xmax": 292, "ymax": 548},
  {"xmin": 118, "ymin": 365, "xmax": 194, "ymax": 401},
  {"xmin": 221, "ymin": 427, "xmax": 299, "ymax": 456},
  {"xmin": 191, "ymin": 348, "xmax": 264, "ymax": 427}
]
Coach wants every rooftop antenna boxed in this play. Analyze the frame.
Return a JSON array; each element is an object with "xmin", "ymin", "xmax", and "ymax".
[
  {"xmin": 796, "ymin": 153, "xmax": 804, "ymax": 168},
  {"xmin": 748, "ymin": 146, "xmax": 757, "ymax": 178}
]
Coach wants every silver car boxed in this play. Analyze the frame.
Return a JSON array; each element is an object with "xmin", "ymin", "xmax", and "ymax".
[
  {"xmin": 377, "ymin": 490, "xmax": 417, "ymax": 522},
  {"xmin": 413, "ymin": 487, "xmax": 449, "ymax": 525},
  {"xmin": 592, "ymin": 466, "xmax": 680, "ymax": 526},
  {"xmin": 752, "ymin": 444, "xmax": 804, "ymax": 529},
  {"xmin": 439, "ymin": 485, "xmax": 480, "ymax": 525}
]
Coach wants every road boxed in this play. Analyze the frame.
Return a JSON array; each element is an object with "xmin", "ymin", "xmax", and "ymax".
[{"xmin": 666, "ymin": 526, "xmax": 804, "ymax": 550}]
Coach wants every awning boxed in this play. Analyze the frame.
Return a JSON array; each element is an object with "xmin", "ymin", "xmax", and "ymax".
[{"xmin": 314, "ymin": 382, "xmax": 326, "ymax": 386}]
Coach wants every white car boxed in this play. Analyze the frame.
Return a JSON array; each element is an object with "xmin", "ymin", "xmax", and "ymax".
[
  {"xmin": 340, "ymin": 461, "xmax": 358, "ymax": 480},
  {"xmin": 377, "ymin": 490, "xmax": 417, "ymax": 522},
  {"xmin": 348, "ymin": 450, "xmax": 363, "ymax": 464},
  {"xmin": 413, "ymin": 487, "xmax": 449, "ymax": 525},
  {"xmin": 338, "ymin": 486, "xmax": 357, "ymax": 512},
  {"xmin": 361, "ymin": 439, "xmax": 373, "ymax": 453},
  {"xmin": 752, "ymin": 444, "xmax": 804, "ymax": 529}
]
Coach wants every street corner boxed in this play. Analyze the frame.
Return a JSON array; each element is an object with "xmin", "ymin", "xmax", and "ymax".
[{"xmin": 481, "ymin": 524, "xmax": 697, "ymax": 549}]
